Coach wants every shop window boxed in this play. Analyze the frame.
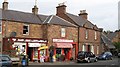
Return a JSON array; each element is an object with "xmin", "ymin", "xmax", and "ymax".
[
  {"xmin": 23, "ymin": 24, "xmax": 29, "ymax": 35},
  {"xmin": 56, "ymin": 48, "xmax": 61, "ymax": 54},
  {"xmin": 95, "ymin": 31, "xmax": 97, "ymax": 40},
  {"xmin": 85, "ymin": 30, "xmax": 88, "ymax": 39},
  {"xmin": 61, "ymin": 28, "xmax": 66, "ymax": 37}
]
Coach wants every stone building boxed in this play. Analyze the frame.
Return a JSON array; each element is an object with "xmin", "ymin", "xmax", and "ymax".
[{"xmin": 56, "ymin": 4, "xmax": 102, "ymax": 55}]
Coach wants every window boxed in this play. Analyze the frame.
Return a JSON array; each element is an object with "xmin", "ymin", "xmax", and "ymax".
[
  {"xmin": 95, "ymin": 31, "xmax": 97, "ymax": 40},
  {"xmin": 82, "ymin": 44, "xmax": 86, "ymax": 51},
  {"xmin": 85, "ymin": 30, "xmax": 88, "ymax": 39},
  {"xmin": 23, "ymin": 24, "xmax": 29, "ymax": 35},
  {"xmin": 91, "ymin": 45, "xmax": 94, "ymax": 54},
  {"xmin": 97, "ymin": 46, "xmax": 99, "ymax": 54},
  {"xmin": 61, "ymin": 28, "xmax": 66, "ymax": 37}
]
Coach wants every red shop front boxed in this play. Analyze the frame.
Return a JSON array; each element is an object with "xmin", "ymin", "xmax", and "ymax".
[
  {"xmin": 53, "ymin": 39, "xmax": 78, "ymax": 61},
  {"xmin": 3, "ymin": 37, "xmax": 47, "ymax": 61}
]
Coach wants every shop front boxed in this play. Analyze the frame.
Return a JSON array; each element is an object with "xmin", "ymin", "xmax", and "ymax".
[
  {"xmin": 3, "ymin": 37, "xmax": 47, "ymax": 61},
  {"xmin": 53, "ymin": 39, "xmax": 77, "ymax": 61}
]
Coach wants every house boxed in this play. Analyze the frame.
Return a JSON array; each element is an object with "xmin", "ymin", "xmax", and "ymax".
[
  {"xmin": 0, "ymin": 1, "xmax": 78, "ymax": 61},
  {"xmin": 42, "ymin": 15, "xmax": 78, "ymax": 60},
  {"xmin": 106, "ymin": 30, "xmax": 120, "ymax": 43},
  {"xmin": 1, "ymin": 1, "xmax": 48, "ymax": 61},
  {"xmin": 56, "ymin": 4, "xmax": 102, "ymax": 55},
  {"xmin": 101, "ymin": 33, "xmax": 115, "ymax": 52}
]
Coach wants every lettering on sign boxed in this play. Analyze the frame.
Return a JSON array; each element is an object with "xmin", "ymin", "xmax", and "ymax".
[
  {"xmin": 17, "ymin": 39, "xmax": 24, "ymax": 42},
  {"xmin": 53, "ymin": 39, "xmax": 73, "ymax": 43}
]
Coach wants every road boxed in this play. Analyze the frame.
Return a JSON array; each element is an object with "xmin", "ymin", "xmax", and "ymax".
[{"xmin": 27, "ymin": 57, "xmax": 120, "ymax": 67}]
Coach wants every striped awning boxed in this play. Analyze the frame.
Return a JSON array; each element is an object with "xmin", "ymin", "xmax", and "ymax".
[{"xmin": 55, "ymin": 43, "xmax": 73, "ymax": 48}]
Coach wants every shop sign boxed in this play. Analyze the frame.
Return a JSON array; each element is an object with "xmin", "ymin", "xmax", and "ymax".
[
  {"xmin": 53, "ymin": 39, "xmax": 73, "ymax": 43},
  {"xmin": 11, "ymin": 38, "xmax": 47, "ymax": 43},
  {"xmin": 29, "ymin": 43, "xmax": 41, "ymax": 47},
  {"xmin": 18, "ymin": 39, "xmax": 24, "ymax": 42}
]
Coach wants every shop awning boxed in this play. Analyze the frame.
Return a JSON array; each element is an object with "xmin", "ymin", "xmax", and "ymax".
[
  {"xmin": 55, "ymin": 43, "xmax": 73, "ymax": 48},
  {"xmin": 38, "ymin": 46, "xmax": 48, "ymax": 50}
]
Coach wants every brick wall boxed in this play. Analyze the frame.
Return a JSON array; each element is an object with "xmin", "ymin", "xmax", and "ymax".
[
  {"xmin": 47, "ymin": 24, "xmax": 78, "ymax": 46},
  {"xmin": 2, "ymin": 21, "xmax": 43, "ymax": 38}
]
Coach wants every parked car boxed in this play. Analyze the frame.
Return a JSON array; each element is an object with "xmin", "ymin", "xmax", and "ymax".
[
  {"xmin": 97, "ymin": 52, "xmax": 112, "ymax": 60},
  {"xmin": 0, "ymin": 55, "xmax": 12, "ymax": 67},
  {"xmin": 118, "ymin": 53, "xmax": 120, "ymax": 58},
  {"xmin": 77, "ymin": 51, "xmax": 97, "ymax": 63}
]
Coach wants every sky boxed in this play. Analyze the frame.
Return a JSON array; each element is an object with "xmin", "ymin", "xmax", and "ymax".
[{"xmin": 0, "ymin": 0, "xmax": 119, "ymax": 31}]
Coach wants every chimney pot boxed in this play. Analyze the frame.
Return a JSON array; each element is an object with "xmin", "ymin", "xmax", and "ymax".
[
  {"xmin": 32, "ymin": 5, "xmax": 38, "ymax": 14},
  {"xmin": 56, "ymin": 3, "xmax": 66, "ymax": 15},
  {"xmin": 79, "ymin": 10, "xmax": 88, "ymax": 19},
  {"xmin": 2, "ymin": 1, "xmax": 8, "ymax": 10}
]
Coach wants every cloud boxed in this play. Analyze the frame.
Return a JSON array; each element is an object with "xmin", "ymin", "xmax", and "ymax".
[{"xmin": 0, "ymin": 0, "xmax": 119, "ymax": 31}]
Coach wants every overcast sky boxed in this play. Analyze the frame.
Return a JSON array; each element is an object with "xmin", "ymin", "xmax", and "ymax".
[{"xmin": 0, "ymin": 0, "xmax": 119, "ymax": 31}]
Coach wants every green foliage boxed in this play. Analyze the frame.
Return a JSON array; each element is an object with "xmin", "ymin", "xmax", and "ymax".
[{"xmin": 113, "ymin": 42, "xmax": 120, "ymax": 52}]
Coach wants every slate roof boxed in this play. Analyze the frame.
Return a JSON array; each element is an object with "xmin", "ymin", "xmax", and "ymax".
[
  {"xmin": 101, "ymin": 33, "xmax": 115, "ymax": 49},
  {"xmin": 66, "ymin": 13, "xmax": 95, "ymax": 29},
  {"xmin": 0, "ymin": 9, "xmax": 48, "ymax": 24},
  {"xmin": 106, "ymin": 32, "xmax": 118, "ymax": 40},
  {"xmin": 43, "ymin": 15, "xmax": 77, "ymax": 27}
]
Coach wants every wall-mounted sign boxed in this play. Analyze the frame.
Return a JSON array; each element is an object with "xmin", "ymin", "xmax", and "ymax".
[
  {"xmin": 53, "ymin": 39, "xmax": 73, "ymax": 43},
  {"xmin": 11, "ymin": 38, "xmax": 47, "ymax": 43}
]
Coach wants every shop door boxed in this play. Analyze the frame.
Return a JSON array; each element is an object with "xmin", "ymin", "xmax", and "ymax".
[
  {"xmin": 27, "ymin": 47, "xmax": 33, "ymax": 61},
  {"xmin": 64, "ymin": 48, "xmax": 69, "ymax": 60},
  {"xmin": 87, "ymin": 45, "xmax": 91, "ymax": 52}
]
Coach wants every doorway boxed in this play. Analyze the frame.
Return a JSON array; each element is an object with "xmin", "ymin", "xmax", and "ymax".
[{"xmin": 87, "ymin": 45, "xmax": 91, "ymax": 52}]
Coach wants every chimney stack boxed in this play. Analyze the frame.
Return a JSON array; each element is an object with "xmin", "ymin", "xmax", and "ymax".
[
  {"xmin": 56, "ymin": 2, "xmax": 66, "ymax": 15},
  {"xmin": 32, "ymin": 5, "xmax": 38, "ymax": 14},
  {"xmin": 79, "ymin": 10, "xmax": 88, "ymax": 19},
  {"xmin": 2, "ymin": 0, "xmax": 8, "ymax": 10}
]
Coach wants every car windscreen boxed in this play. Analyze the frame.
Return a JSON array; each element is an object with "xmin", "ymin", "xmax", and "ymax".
[
  {"xmin": 78, "ymin": 52, "xmax": 85, "ymax": 56},
  {"xmin": 0, "ymin": 56, "xmax": 11, "ymax": 61}
]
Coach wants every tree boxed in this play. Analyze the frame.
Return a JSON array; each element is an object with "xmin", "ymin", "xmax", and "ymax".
[{"xmin": 113, "ymin": 42, "xmax": 120, "ymax": 52}]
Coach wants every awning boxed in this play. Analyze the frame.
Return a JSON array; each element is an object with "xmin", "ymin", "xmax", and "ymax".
[
  {"xmin": 38, "ymin": 46, "xmax": 48, "ymax": 50},
  {"xmin": 55, "ymin": 43, "xmax": 73, "ymax": 48}
]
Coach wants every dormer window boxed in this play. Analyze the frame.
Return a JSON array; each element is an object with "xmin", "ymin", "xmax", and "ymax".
[{"xmin": 23, "ymin": 24, "xmax": 29, "ymax": 35}]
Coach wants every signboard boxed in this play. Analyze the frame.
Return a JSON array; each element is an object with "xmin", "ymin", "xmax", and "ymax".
[
  {"xmin": 53, "ymin": 39, "xmax": 73, "ymax": 43},
  {"xmin": 11, "ymin": 38, "xmax": 47, "ymax": 43}
]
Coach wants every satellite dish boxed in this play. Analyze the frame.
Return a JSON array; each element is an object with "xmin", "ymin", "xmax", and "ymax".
[{"xmin": 10, "ymin": 32, "xmax": 17, "ymax": 37}]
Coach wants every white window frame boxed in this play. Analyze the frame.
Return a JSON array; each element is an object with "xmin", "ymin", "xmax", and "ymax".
[
  {"xmin": 91, "ymin": 45, "xmax": 94, "ymax": 54},
  {"xmin": 23, "ymin": 24, "xmax": 29, "ymax": 35},
  {"xmin": 95, "ymin": 31, "xmax": 97, "ymax": 40},
  {"xmin": 82, "ymin": 44, "xmax": 86, "ymax": 51},
  {"xmin": 61, "ymin": 28, "xmax": 66, "ymax": 37},
  {"xmin": 85, "ymin": 30, "xmax": 88, "ymax": 39},
  {"xmin": 97, "ymin": 45, "xmax": 99, "ymax": 54}
]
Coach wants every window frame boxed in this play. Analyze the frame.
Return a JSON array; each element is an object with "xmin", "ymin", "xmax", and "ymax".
[
  {"xmin": 94, "ymin": 31, "xmax": 97, "ymax": 40},
  {"xmin": 61, "ymin": 27, "xmax": 66, "ymax": 37},
  {"xmin": 85, "ymin": 29, "xmax": 88, "ymax": 39},
  {"xmin": 23, "ymin": 24, "xmax": 29, "ymax": 35}
]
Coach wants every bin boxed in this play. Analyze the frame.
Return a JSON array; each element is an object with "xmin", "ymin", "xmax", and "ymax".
[{"xmin": 21, "ymin": 55, "xmax": 29, "ymax": 66}]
